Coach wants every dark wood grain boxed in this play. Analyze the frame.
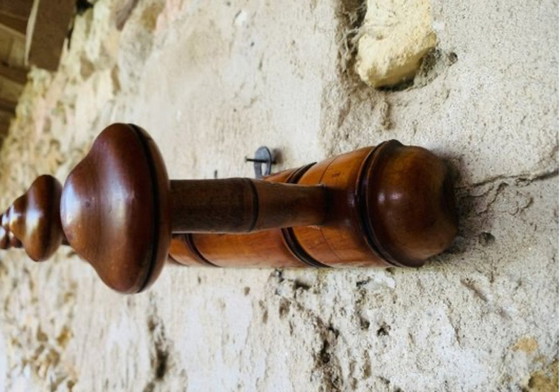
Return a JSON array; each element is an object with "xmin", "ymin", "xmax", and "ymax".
[
  {"xmin": 169, "ymin": 142, "xmax": 458, "ymax": 269},
  {"xmin": 8, "ymin": 175, "xmax": 63, "ymax": 261},
  {"xmin": 170, "ymin": 178, "xmax": 327, "ymax": 232},
  {"xmin": 0, "ymin": 175, "xmax": 63, "ymax": 259},
  {"xmin": 361, "ymin": 140, "xmax": 458, "ymax": 267},
  {"xmin": 60, "ymin": 123, "xmax": 171, "ymax": 293},
  {"xmin": 0, "ymin": 225, "xmax": 7, "ymax": 249},
  {"xmin": 0, "ymin": 122, "xmax": 459, "ymax": 293},
  {"xmin": 0, "ymin": 0, "xmax": 33, "ymax": 19},
  {"xmin": 169, "ymin": 168, "xmax": 311, "ymax": 268}
]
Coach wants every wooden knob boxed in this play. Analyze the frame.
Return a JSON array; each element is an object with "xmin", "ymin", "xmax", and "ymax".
[
  {"xmin": 362, "ymin": 140, "xmax": 458, "ymax": 266},
  {"xmin": 0, "ymin": 225, "xmax": 9, "ymax": 249},
  {"xmin": 60, "ymin": 123, "xmax": 327, "ymax": 293},
  {"xmin": 8, "ymin": 231, "xmax": 22, "ymax": 248},
  {"xmin": 1, "ymin": 213, "xmax": 23, "ymax": 249},
  {"xmin": 60, "ymin": 124, "xmax": 171, "ymax": 293},
  {"xmin": 0, "ymin": 175, "xmax": 63, "ymax": 259}
]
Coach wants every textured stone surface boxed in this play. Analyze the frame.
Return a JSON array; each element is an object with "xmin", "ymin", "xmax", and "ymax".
[
  {"xmin": 0, "ymin": 0, "xmax": 557, "ymax": 391},
  {"xmin": 355, "ymin": 0, "xmax": 437, "ymax": 88}
]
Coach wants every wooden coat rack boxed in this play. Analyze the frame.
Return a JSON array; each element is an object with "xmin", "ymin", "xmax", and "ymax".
[{"xmin": 0, "ymin": 123, "xmax": 458, "ymax": 293}]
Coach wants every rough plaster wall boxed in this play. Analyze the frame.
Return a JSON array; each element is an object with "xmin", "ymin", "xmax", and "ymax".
[
  {"xmin": 355, "ymin": 0, "xmax": 437, "ymax": 87},
  {"xmin": 0, "ymin": 0, "xmax": 557, "ymax": 391}
]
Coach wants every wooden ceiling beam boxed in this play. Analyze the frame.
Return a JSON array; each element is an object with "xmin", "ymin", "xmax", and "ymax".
[
  {"xmin": 0, "ymin": 0, "xmax": 33, "ymax": 19},
  {"xmin": 0, "ymin": 97, "xmax": 16, "ymax": 113},
  {"xmin": 0, "ymin": 62, "xmax": 27, "ymax": 84},
  {"xmin": 0, "ymin": 12, "xmax": 27, "ymax": 35},
  {"xmin": 25, "ymin": 0, "xmax": 75, "ymax": 71}
]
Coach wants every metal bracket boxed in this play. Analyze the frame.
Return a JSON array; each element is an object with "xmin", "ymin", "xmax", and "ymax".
[{"xmin": 245, "ymin": 146, "xmax": 275, "ymax": 178}]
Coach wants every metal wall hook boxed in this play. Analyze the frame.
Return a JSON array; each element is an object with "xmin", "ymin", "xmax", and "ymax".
[{"xmin": 245, "ymin": 146, "xmax": 276, "ymax": 178}]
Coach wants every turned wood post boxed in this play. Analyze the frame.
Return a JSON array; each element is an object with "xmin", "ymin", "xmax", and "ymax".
[
  {"xmin": 0, "ymin": 123, "xmax": 458, "ymax": 294},
  {"xmin": 169, "ymin": 179, "xmax": 327, "ymax": 233}
]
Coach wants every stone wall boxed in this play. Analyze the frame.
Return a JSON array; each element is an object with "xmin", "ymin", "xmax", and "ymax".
[{"xmin": 0, "ymin": 0, "xmax": 557, "ymax": 391}]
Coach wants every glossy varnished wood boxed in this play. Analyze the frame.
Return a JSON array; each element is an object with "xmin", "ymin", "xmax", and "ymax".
[
  {"xmin": 361, "ymin": 140, "xmax": 458, "ymax": 266},
  {"xmin": 0, "ymin": 175, "xmax": 63, "ymax": 260},
  {"xmin": 60, "ymin": 124, "xmax": 171, "ymax": 293},
  {"xmin": 290, "ymin": 147, "xmax": 388, "ymax": 267},
  {"xmin": 0, "ymin": 122, "xmax": 459, "ymax": 293},
  {"xmin": 169, "ymin": 168, "xmax": 310, "ymax": 268},
  {"xmin": 168, "ymin": 142, "xmax": 458, "ymax": 269},
  {"xmin": 170, "ymin": 178, "xmax": 326, "ymax": 233}
]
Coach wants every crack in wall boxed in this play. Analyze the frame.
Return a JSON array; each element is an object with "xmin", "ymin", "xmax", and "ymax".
[{"xmin": 143, "ymin": 297, "xmax": 174, "ymax": 392}]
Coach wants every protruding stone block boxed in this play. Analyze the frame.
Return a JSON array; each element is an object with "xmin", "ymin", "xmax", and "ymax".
[{"xmin": 355, "ymin": 0, "xmax": 437, "ymax": 88}]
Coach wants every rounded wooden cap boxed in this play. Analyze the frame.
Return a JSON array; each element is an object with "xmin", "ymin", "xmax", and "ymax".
[
  {"xmin": 60, "ymin": 124, "xmax": 171, "ymax": 293},
  {"xmin": 0, "ymin": 211, "xmax": 23, "ymax": 249},
  {"xmin": 7, "ymin": 175, "xmax": 64, "ymax": 260},
  {"xmin": 362, "ymin": 140, "xmax": 458, "ymax": 267},
  {"xmin": 0, "ymin": 224, "xmax": 9, "ymax": 249}
]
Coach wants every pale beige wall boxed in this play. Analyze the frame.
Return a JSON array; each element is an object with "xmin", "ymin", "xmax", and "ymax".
[{"xmin": 0, "ymin": 0, "xmax": 557, "ymax": 391}]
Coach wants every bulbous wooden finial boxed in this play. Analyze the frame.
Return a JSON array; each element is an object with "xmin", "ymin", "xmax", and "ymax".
[
  {"xmin": 59, "ymin": 123, "xmax": 326, "ymax": 293},
  {"xmin": 60, "ymin": 124, "xmax": 171, "ymax": 294},
  {"xmin": 0, "ymin": 175, "xmax": 64, "ymax": 260},
  {"xmin": 0, "ymin": 122, "xmax": 457, "ymax": 294},
  {"xmin": 2, "ymin": 210, "xmax": 24, "ymax": 249},
  {"xmin": 0, "ymin": 223, "xmax": 9, "ymax": 249},
  {"xmin": 361, "ymin": 140, "xmax": 458, "ymax": 267}
]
